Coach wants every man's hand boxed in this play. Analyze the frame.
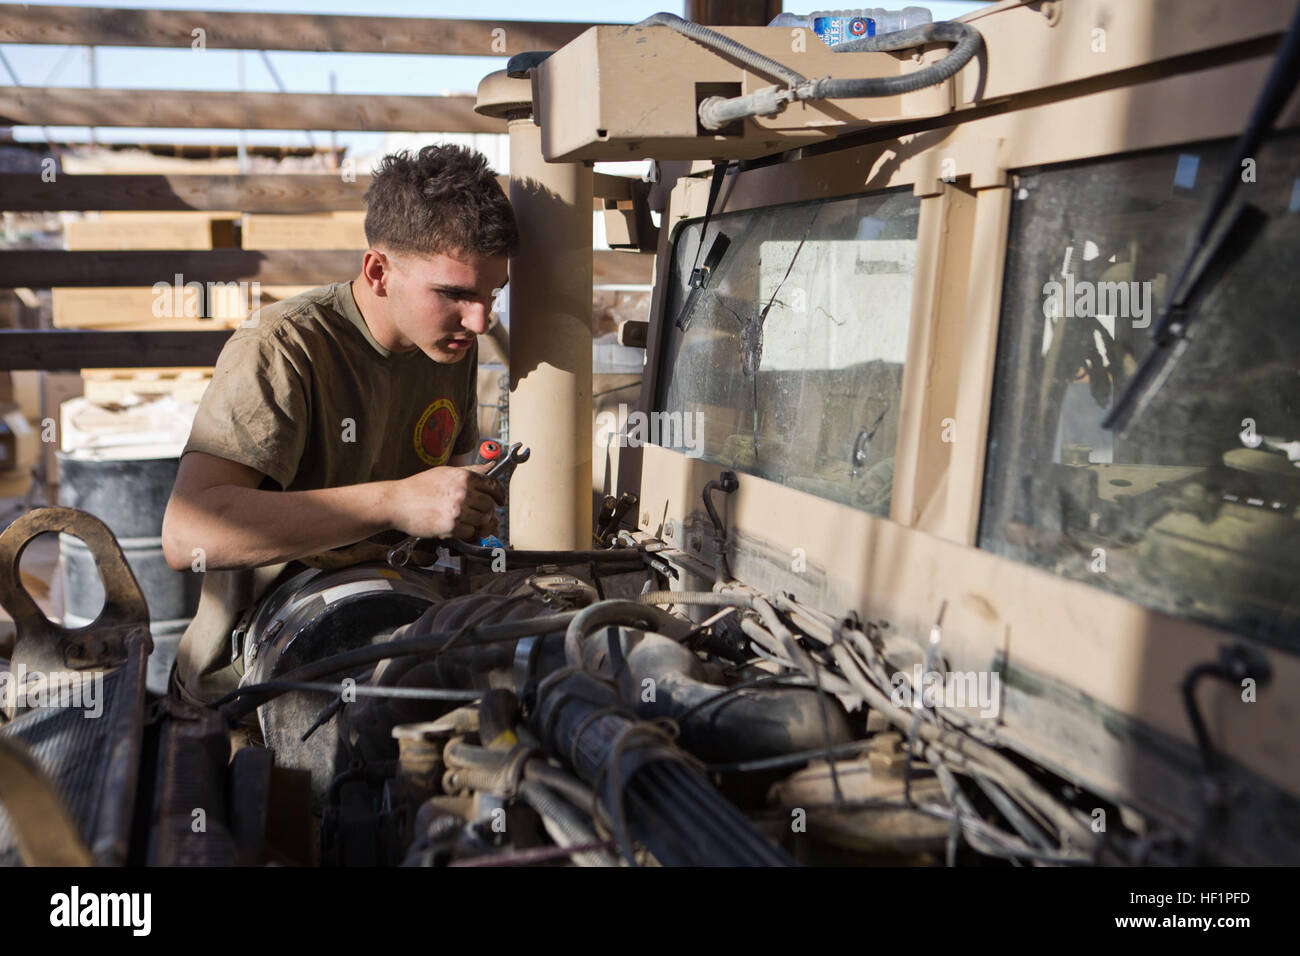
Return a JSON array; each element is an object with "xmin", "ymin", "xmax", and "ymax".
[{"xmin": 387, "ymin": 464, "xmax": 505, "ymax": 541}]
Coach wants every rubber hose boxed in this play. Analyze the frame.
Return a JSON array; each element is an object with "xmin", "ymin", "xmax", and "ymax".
[
  {"xmin": 696, "ymin": 20, "xmax": 983, "ymax": 129},
  {"xmin": 219, "ymin": 610, "xmax": 580, "ymax": 724},
  {"xmin": 524, "ymin": 760, "xmax": 601, "ymax": 815},
  {"xmin": 444, "ymin": 739, "xmax": 512, "ymax": 773},
  {"xmin": 518, "ymin": 780, "xmax": 618, "ymax": 867},
  {"xmin": 563, "ymin": 599, "xmax": 684, "ymax": 669},
  {"xmin": 639, "ymin": 589, "xmax": 753, "ymax": 609},
  {"xmin": 808, "ymin": 21, "xmax": 982, "ymax": 97},
  {"xmin": 444, "ymin": 764, "xmax": 503, "ymax": 794}
]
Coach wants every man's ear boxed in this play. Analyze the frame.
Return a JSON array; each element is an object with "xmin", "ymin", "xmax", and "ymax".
[{"xmin": 361, "ymin": 248, "xmax": 390, "ymax": 296}]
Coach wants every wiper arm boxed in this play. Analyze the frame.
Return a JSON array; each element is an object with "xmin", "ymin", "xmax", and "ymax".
[
  {"xmin": 1103, "ymin": 1, "xmax": 1300, "ymax": 434},
  {"xmin": 1102, "ymin": 202, "xmax": 1267, "ymax": 434},
  {"xmin": 674, "ymin": 231, "xmax": 731, "ymax": 332}
]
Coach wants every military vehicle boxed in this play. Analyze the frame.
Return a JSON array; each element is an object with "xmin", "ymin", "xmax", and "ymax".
[{"xmin": 1, "ymin": 0, "xmax": 1296, "ymax": 867}]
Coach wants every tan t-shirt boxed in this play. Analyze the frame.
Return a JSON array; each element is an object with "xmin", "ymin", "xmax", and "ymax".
[
  {"xmin": 184, "ymin": 281, "xmax": 479, "ymax": 489},
  {"xmin": 175, "ymin": 281, "xmax": 480, "ymax": 704}
]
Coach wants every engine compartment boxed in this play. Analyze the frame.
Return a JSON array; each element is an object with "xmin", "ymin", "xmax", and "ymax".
[
  {"xmin": 0, "ymin": 490, "xmax": 1268, "ymax": 867},
  {"xmin": 122, "ymin": 523, "xmax": 1164, "ymax": 867}
]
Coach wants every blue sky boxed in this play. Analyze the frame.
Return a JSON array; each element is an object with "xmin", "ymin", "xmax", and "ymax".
[{"xmin": 3, "ymin": 0, "xmax": 991, "ymax": 150}]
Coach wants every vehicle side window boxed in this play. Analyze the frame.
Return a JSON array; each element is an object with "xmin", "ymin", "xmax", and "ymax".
[{"xmin": 979, "ymin": 132, "xmax": 1300, "ymax": 648}]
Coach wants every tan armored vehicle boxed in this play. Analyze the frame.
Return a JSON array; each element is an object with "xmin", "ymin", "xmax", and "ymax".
[{"xmin": 1, "ymin": 0, "xmax": 1295, "ymax": 868}]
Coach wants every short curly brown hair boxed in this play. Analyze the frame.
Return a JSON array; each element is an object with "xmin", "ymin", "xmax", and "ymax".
[{"xmin": 363, "ymin": 144, "xmax": 518, "ymax": 259}]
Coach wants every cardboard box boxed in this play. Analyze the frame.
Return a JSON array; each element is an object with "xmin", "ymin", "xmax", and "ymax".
[
  {"xmin": 7, "ymin": 373, "xmax": 84, "ymax": 484},
  {"xmin": 0, "ymin": 403, "xmax": 38, "ymax": 476}
]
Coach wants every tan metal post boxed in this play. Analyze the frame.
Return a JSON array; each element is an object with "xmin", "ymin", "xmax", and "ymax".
[{"xmin": 476, "ymin": 70, "xmax": 592, "ymax": 549}]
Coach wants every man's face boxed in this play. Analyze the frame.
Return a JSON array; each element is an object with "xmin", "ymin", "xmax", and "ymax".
[{"xmin": 381, "ymin": 247, "xmax": 508, "ymax": 363}]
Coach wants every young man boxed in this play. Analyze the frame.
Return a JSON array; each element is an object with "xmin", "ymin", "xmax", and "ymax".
[{"xmin": 162, "ymin": 144, "xmax": 515, "ymax": 703}]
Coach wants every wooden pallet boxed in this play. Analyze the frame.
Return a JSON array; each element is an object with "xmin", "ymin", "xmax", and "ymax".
[{"xmin": 81, "ymin": 367, "xmax": 212, "ymax": 404}]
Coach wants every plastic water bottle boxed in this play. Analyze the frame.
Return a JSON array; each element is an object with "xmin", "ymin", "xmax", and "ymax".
[{"xmin": 769, "ymin": 7, "xmax": 933, "ymax": 46}]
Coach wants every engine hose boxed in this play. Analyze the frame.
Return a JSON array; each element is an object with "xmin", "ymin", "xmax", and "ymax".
[
  {"xmin": 620, "ymin": 632, "xmax": 853, "ymax": 763},
  {"xmin": 218, "ymin": 610, "xmax": 581, "ymax": 724},
  {"xmin": 739, "ymin": 617, "xmax": 794, "ymax": 663},
  {"xmin": 443, "ymin": 764, "xmax": 503, "ymax": 794},
  {"xmin": 640, "ymin": 589, "xmax": 754, "ymax": 609},
  {"xmin": 523, "ymin": 760, "xmax": 602, "ymax": 818},
  {"xmin": 695, "ymin": 20, "xmax": 983, "ymax": 130},
  {"xmin": 444, "ymin": 738, "xmax": 512, "ymax": 773},
  {"xmin": 563, "ymin": 599, "xmax": 685, "ymax": 669},
  {"xmin": 518, "ymin": 780, "xmax": 619, "ymax": 867},
  {"xmin": 638, "ymin": 589, "xmax": 856, "ymax": 694}
]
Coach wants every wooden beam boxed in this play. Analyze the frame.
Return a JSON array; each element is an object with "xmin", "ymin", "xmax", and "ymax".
[
  {"xmin": 0, "ymin": 250, "xmax": 360, "ymax": 287},
  {"xmin": 0, "ymin": 174, "xmax": 370, "ymax": 212},
  {"xmin": 0, "ymin": 5, "xmax": 599, "ymax": 56},
  {"xmin": 0, "ymin": 87, "xmax": 501, "ymax": 132},
  {"xmin": 0, "ymin": 330, "xmax": 233, "ymax": 370},
  {"xmin": 0, "ymin": 174, "xmax": 646, "ymax": 213},
  {"xmin": 0, "ymin": 250, "xmax": 652, "ymax": 289}
]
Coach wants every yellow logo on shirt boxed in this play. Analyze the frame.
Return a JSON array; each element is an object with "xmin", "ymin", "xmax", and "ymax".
[{"xmin": 414, "ymin": 398, "xmax": 459, "ymax": 467}]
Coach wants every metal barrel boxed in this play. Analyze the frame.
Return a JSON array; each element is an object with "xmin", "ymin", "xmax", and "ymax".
[{"xmin": 56, "ymin": 453, "xmax": 201, "ymax": 694}]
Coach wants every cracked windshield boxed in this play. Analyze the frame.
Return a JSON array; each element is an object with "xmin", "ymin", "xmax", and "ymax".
[{"xmin": 657, "ymin": 189, "xmax": 921, "ymax": 516}]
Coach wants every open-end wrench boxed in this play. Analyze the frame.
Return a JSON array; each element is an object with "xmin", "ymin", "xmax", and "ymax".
[
  {"xmin": 387, "ymin": 442, "xmax": 531, "ymax": 568},
  {"xmin": 485, "ymin": 441, "xmax": 530, "ymax": 481}
]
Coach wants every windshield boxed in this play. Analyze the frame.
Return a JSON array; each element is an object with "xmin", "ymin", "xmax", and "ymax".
[
  {"xmin": 978, "ymin": 132, "xmax": 1300, "ymax": 648},
  {"xmin": 657, "ymin": 188, "xmax": 921, "ymax": 515}
]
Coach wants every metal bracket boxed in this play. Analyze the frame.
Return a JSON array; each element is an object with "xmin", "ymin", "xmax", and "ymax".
[{"xmin": 0, "ymin": 506, "xmax": 152, "ymax": 675}]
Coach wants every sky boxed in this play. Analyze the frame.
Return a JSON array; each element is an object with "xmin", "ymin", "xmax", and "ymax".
[{"xmin": 2, "ymin": 0, "xmax": 992, "ymax": 151}]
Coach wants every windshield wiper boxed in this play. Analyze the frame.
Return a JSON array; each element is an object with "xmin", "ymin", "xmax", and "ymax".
[
  {"xmin": 674, "ymin": 231, "xmax": 731, "ymax": 332},
  {"xmin": 1102, "ymin": 203, "xmax": 1267, "ymax": 433},
  {"xmin": 1103, "ymin": 2, "xmax": 1300, "ymax": 434}
]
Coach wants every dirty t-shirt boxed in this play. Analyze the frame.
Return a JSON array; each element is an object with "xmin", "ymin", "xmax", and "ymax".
[{"xmin": 183, "ymin": 281, "xmax": 479, "ymax": 490}]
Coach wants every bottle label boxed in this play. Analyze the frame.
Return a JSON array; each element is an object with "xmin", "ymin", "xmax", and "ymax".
[{"xmin": 811, "ymin": 15, "xmax": 876, "ymax": 46}]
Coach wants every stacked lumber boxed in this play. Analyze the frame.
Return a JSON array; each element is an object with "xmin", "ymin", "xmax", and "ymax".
[
  {"xmin": 52, "ymin": 209, "xmax": 365, "ymax": 333},
  {"xmin": 63, "ymin": 210, "xmax": 239, "ymax": 250},
  {"xmin": 81, "ymin": 367, "xmax": 213, "ymax": 405},
  {"xmin": 241, "ymin": 211, "xmax": 366, "ymax": 250}
]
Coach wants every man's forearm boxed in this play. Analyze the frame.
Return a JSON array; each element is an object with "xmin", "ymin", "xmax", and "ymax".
[{"xmin": 163, "ymin": 479, "xmax": 396, "ymax": 571}]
